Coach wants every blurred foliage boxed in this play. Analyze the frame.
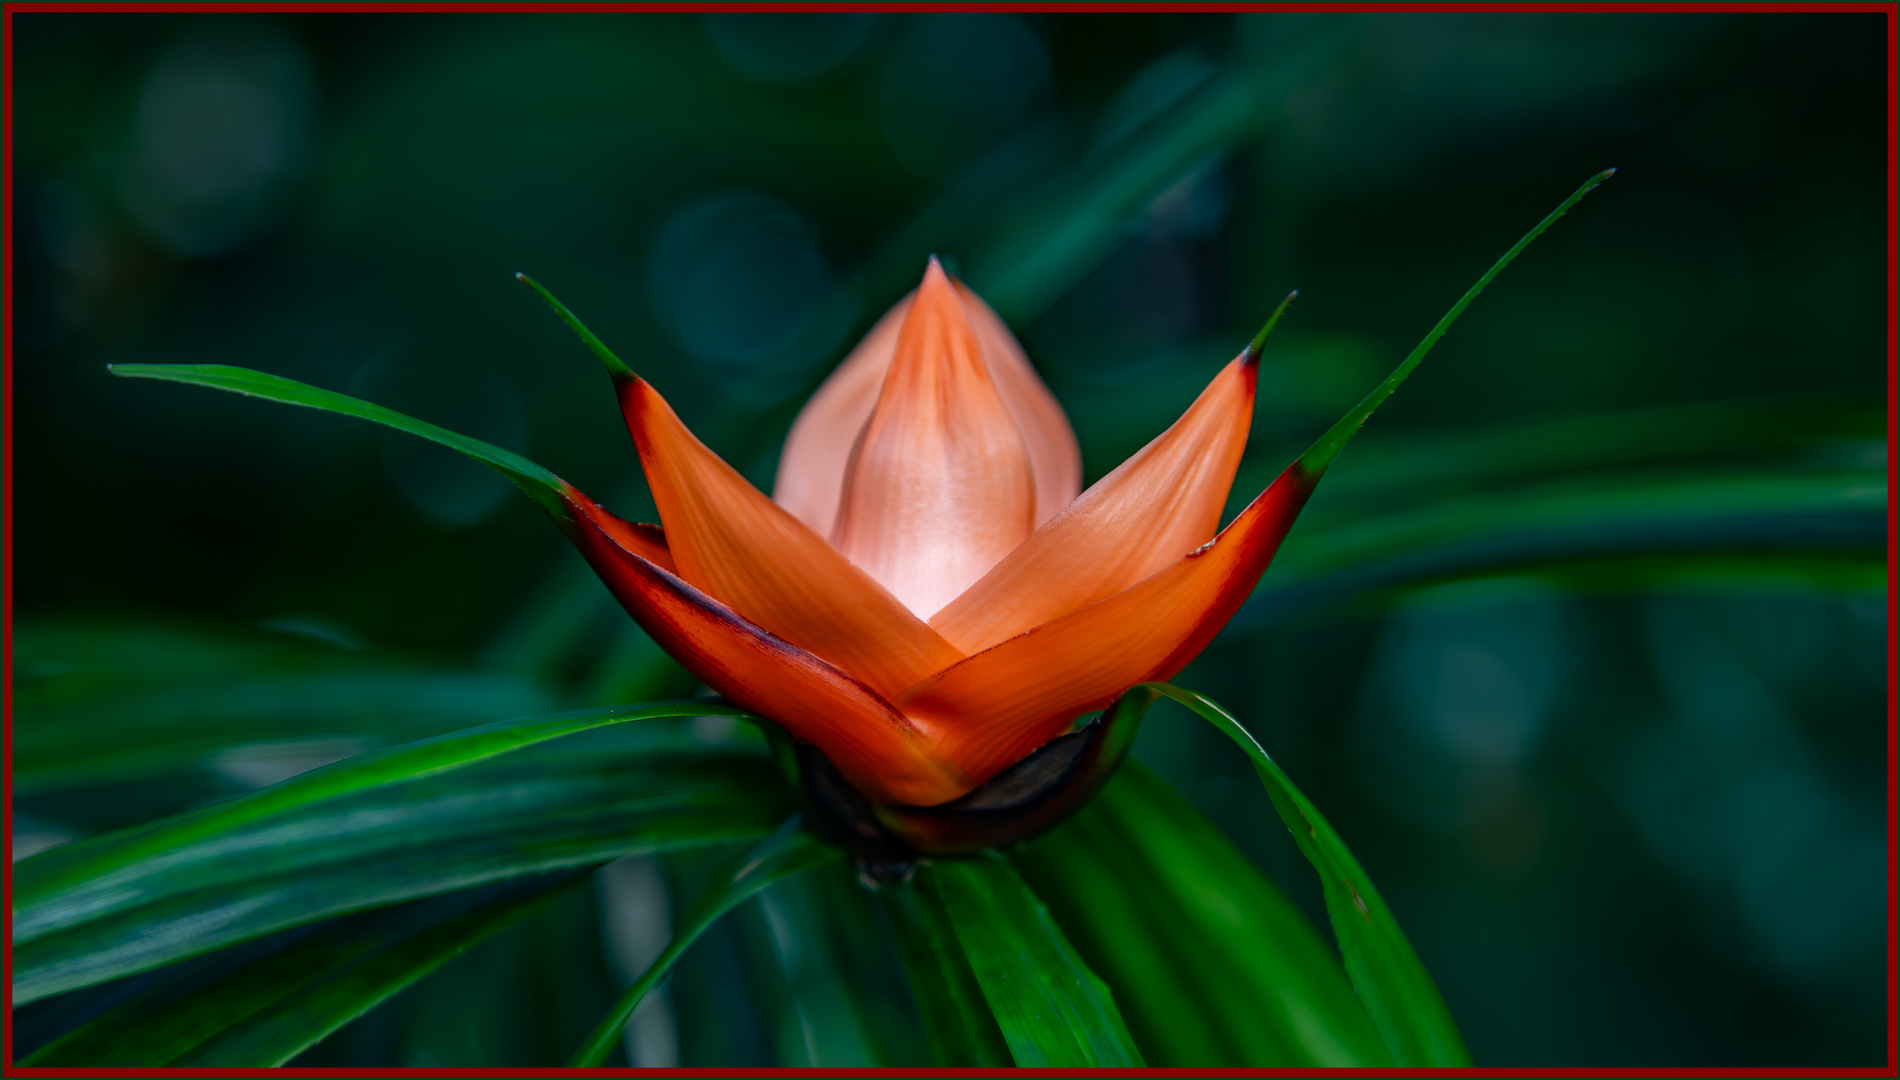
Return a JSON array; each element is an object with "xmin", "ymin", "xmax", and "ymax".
[{"xmin": 9, "ymin": 10, "xmax": 1888, "ymax": 1068}]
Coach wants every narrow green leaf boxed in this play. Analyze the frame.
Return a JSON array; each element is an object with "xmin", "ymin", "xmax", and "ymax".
[
  {"xmin": 14, "ymin": 616, "xmax": 556, "ymax": 793},
  {"xmin": 1294, "ymin": 398, "xmax": 1884, "ymax": 508},
  {"xmin": 1147, "ymin": 683, "xmax": 1471, "ymax": 1067},
  {"xmin": 933, "ymin": 852, "xmax": 1144, "ymax": 1068},
  {"xmin": 569, "ymin": 817, "xmax": 841, "ymax": 1067},
  {"xmin": 14, "ymin": 704, "xmax": 774, "ymax": 1003},
  {"xmin": 796, "ymin": 863, "xmax": 930, "ymax": 1067},
  {"xmin": 1296, "ymin": 169, "xmax": 1614, "ymax": 479},
  {"xmin": 1245, "ymin": 290, "xmax": 1299, "ymax": 362},
  {"xmin": 16, "ymin": 744, "xmax": 783, "ymax": 1004},
  {"xmin": 1014, "ymin": 760, "xmax": 1389, "ymax": 1067},
  {"xmin": 1242, "ymin": 466, "xmax": 1885, "ymax": 625},
  {"xmin": 106, "ymin": 363, "xmax": 574, "ymax": 522},
  {"xmin": 516, "ymin": 273, "xmax": 637, "ymax": 381},
  {"xmin": 22, "ymin": 874, "xmax": 582, "ymax": 1066},
  {"xmin": 16, "ymin": 700, "xmax": 752, "ymax": 913},
  {"xmin": 877, "ymin": 873, "xmax": 1013, "ymax": 1068}
]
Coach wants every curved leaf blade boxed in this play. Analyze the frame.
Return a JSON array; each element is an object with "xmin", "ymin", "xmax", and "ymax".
[
  {"xmin": 1243, "ymin": 467, "xmax": 1884, "ymax": 627},
  {"xmin": 22, "ymin": 873, "xmax": 583, "ymax": 1066},
  {"xmin": 16, "ymin": 744, "xmax": 784, "ymax": 1004},
  {"xmin": 15, "ymin": 616, "xmax": 556, "ymax": 794},
  {"xmin": 933, "ymin": 852, "xmax": 1144, "ymax": 1068},
  {"xmin": 15, "ymin": 700, "xmax": 753, "ymax": 915},
  {"xmin": 569, "ymin": 817, "xmax": 841, "ymax": 1067},
  {"xmin": 876, "ymin": 871, "xmax": 1013, "ymax": 1068},
  {"xmin": 1014, "ymin": 760, "xmax": 1389, "ymax": 1067},
  {"xmin": 106, "ymin": 363, "xmax": 574, "ymax": 521},
  {"xmin": 516, "ymin": 273, "xmax": 636, "ymax": 380},
  {"xmin": 14, "ymin": 704, "xmax": 774, "ymax": 1003},
  {"xmin": 1297, "ymin": 169, "xmax": 1614, "ymax": 478},
  {"xmin": 1148, "ymin": 683, "xmax": 1470, "ymax": 1066}
]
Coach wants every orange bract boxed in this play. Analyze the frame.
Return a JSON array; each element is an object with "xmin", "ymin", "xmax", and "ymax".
[{"xmin": 562, "ymin": 263, "xmax": 1311, "ymax": 807}]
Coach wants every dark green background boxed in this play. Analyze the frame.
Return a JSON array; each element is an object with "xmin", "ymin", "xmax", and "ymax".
[{"xmin": 10, "ymin": 11, "xmax": 1889, "ymax": 1066}]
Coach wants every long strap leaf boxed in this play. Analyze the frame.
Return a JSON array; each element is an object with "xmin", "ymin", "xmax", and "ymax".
[
  {"xmin": 1147, "ymin": 683, "xmax": 1471, "ymax": 1066},
  {"xmin": 15, "ymin": 701, "xmax": 756, "ymax": 939},
  {"xmin": 1296, "ymin": 169, "xmax": 1614, "ymax": 478},
  {"xmin": 13, "ymin": 744, "xmax": 785, "ymax": 1004},
  {"xmin": 107, "ymin": 363, "xmax": 576, "ymax": 522},
  {"xmin": 21, "ymin": 873, "xmax": 583, "ymax": 1066},
  {"xmin": 1015, "ymin": 760, "xmax": 1390, "ymax": 1067},
  {"xmin": 877, "ymin": 870, "xmax": 1014, "ymax": 1067},
  {"xmin": 567, "ymin": 816, "xmax": 841, "ymax": 1067},
  {"xmin": 933, "ymin": 852, "xmax": 1145, "ymax": 1068}
]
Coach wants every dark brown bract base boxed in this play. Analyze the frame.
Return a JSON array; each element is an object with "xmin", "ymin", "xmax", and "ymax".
[{"xmin": 774, "ymin": 685, "xmax": 1158, "ymax": 874}]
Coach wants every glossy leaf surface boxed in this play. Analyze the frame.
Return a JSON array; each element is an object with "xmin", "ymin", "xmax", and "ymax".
[
  {"xmin": 1015, "ymin": 760, "xmax": 1389, "ymax": 1066},
  {"xmin": 568, "ymin": 817, "xmax": 841, "ymax": 1067},
  {"xmin": 1149, "ymin": 683, "xmax": 1471, "ymax": 1066},
  {"xmin": 933, "ymin": 853, "xmax": 1144, "ymax": 1068},
  {"xmin": 877, "ymin": 871, "xmax": 1013, "ymax": 1067},
  {"xmin": 22, "ymin": 874, "xmax": 582, "ymax": 1066},
  {"xmin": 14, "ymin": 704, "xmax": 779, "ymax": 1003}
]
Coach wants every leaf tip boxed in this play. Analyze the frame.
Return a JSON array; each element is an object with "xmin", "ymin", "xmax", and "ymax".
[
  {"xmin": 1243, "ymin": 289, "xmax": 1299, "ymax": 366},
  {"xmin": 518, "ymin": 273, "xmax": 637, "ymax": 382}
]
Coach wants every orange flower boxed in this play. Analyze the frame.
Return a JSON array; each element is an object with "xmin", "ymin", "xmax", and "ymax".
[{"xmin": 553, "ymin": 258, "xmax": 1315, "ymax": 809}]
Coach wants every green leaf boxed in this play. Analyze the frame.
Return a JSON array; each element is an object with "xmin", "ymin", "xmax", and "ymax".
[
  {"xmin": 14, "ymin": 619, "xmax": 557, "ymax": 794},
  {"xmin": 876, "ymin": 871, "xmax": 1013, "ymax": 1068},
  {"xmin": 1243, "ymin": 466, "xmax": 1884, "ymax": 625},
  {"xmin": 106, "ymin": 363, "xmax": 574, "ymax": 522},
  {"xmin": 1147, "ymin": 683, "xmax": 1471, "ymax": 1067},
  {"xmin": 21, "ymin": 873, "xmax": 582, "ymax": 1066},
  {"xmin": 569, "ymin": 817, "xmax": 842, "ymax": 1067},
  {"xmin": 14, "ymin": 702, "xmax": 776, "ymax": 1003},
  {"xmin": 932, "ymin": 852, "xmax": 1145, "ymax": 1068},
  {"xmin": 1295, "ymin": 169, "xmax": 1615, "ymax": 479},
  {"xmin": 516, "ymin": 272, "xmax": 637, "ymax": 380},
  {"xmin": 1294, "ymin": 398, "xmax": 1884, "ymax": 508},
  {"xmin": 1014, "ymin": 760, "xmax": 1389, "ymax": 1067}
]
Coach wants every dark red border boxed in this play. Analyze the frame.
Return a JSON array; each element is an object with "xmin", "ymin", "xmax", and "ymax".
[
  {"xmin": 1, "ymin": 3, "xmax": 1894, "ymax": 1078},
  {"xmin": 0, "ymin": 1, "xmax": 1891, "ymax": 10},
  {"xmin": 1884, "ymin": 0, "xmax": 1899, "ymax": 1075},
  {"xmin": 4, "ymin": 0, "xmax": 17, "ymax": 1072}
]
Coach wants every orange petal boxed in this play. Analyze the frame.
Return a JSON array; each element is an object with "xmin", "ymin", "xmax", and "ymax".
[
  {"xmin": 897, "ymin": 461, "xmax": 1319, "ymax": 785},
  {"xmin": 830, "ymin": 259, "xmax": 1037, "ymax": 619},
  {"xmin": 619, "ymin": 376, "xmax": 963, "ymax": 700},
  {"xmin": 953, "ymin": 282, "xmax": 1082, "ymax": 526},
  {"xmin": 771, "ymin": 292, "xmax": 914, "ymax": 536},
  {"xmin": 560, "ymin": 482, "xmax": 970, "ymax": 806},
  {"xmin": 930, "ymin": 353, "xmax": 1258, "ymax": 655}
]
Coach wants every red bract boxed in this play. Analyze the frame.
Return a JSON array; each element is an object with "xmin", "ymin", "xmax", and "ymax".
[{"xmin": 549, "ymin": 258, "xmax": 1315, "ymax": 808}]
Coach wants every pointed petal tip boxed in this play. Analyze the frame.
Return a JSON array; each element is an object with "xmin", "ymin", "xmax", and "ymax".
[{"xmin": 920, "ymin": 254, "xmax": 953, "ymax": 290}]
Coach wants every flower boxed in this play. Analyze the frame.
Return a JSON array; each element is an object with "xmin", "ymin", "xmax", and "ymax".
[{"xmin": 547, "ymin": 257, "xmax": 1316, "ymax": 811}]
